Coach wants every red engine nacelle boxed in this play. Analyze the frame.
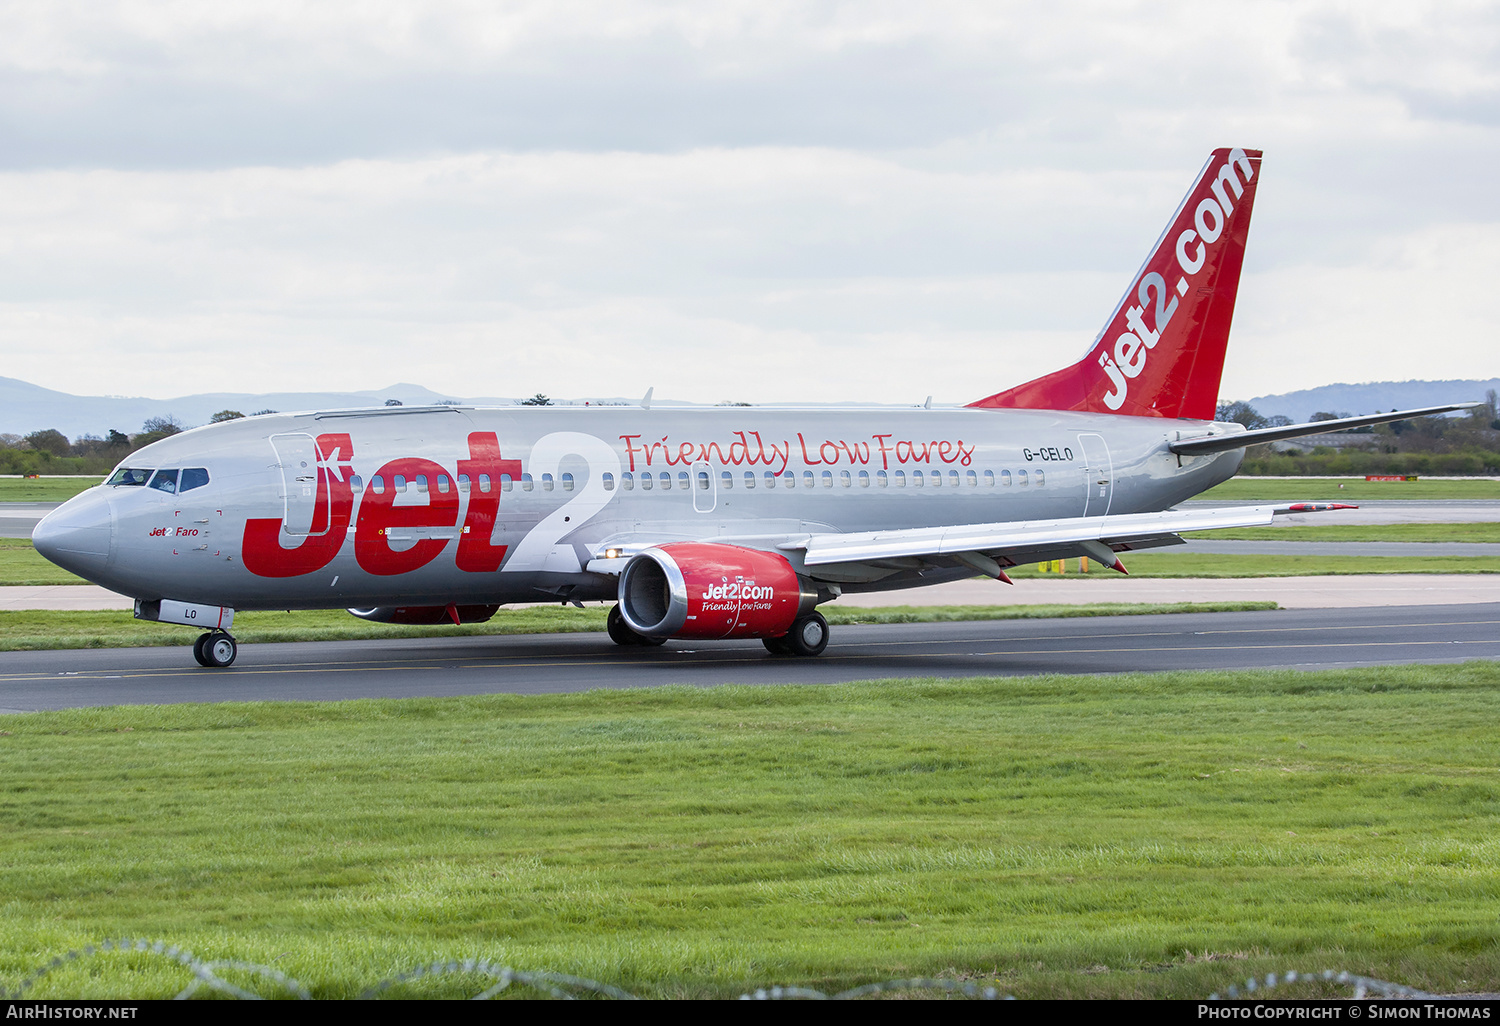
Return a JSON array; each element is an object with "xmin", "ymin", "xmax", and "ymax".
[{"xmin": 618, "ymin": 543, "xmax": 816, "ymax": 640}]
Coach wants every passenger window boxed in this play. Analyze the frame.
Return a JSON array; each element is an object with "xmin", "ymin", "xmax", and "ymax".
[
  {"xmin": 621, "ymin": 472, "xmax": 634, "ymax": 491},
  {"xmin": 895, "ymin": 470, "xmax": 906, "ymax": 487},
  {"xmin": 179, "ymin": 468, "xmax": 210, "ymax": 492},
  {"xmin": 437, "ymin": 475, "xmax": 450, "ymax": 494},
  {"xmin": 521, "ymin": 473, "xmax": 534, "ymax": 492},
  {"xmin": 561, "ymin": 473, "xmax": 574, "ymax": 492},
  {"xmin": 1018, "ymin": 470, "xmax": 1029, "ymax": 485},
  {"xmin": 983, "ymin": 470, "xmax": 994, "ymax": 486},
  {"xmin": 950, "ymin": 470, "xmax": 960, "ymax": 487},
  {"xmin": 371, "ymin": 475, "xmax": 385, "ymax": 495},
  {"xmin": 148, "ymin": 469, "xmax": 180, "ymax": 494},
  {"xmin": 839, "ymin": 471, "xmax": 851, "ymax": 487},
  {"xmin": 499, "ymin": 473, "xmax": 512, "ymax": 492},
  {"xmin": 541, "ymin": 473, "xmax": 554, "ymax": 492},
  {"xmin": 349, "ymin": 475, "xmax": 362, "ymax": 493},
  {"xmin": 765, "ymin": 471, "xmax": 777, "ymax": 488},
  {"xmin": 640, "ymin": 473, "xmax": 653, "ymax": 491},
  {"xmin": 967, "ymin": 470, "xmax": 977, "ymax": 486},
  {"xmin": 107, "ymin": 467, "xmax": 152, "ymax": 487},
  {"xmin": 931, "ymin": 470, "xmax": 942, "ymax": 488},
  {"xmin": 660, "ymin": 472, "xmax": 671, "ymax": 490},
  {"xmin": 415, "ymin": 474, "xmax": 429, "ymax": 494},
  {"xmin": 858, "ymin": 471, "xmax": 869, "ymax": 487},
  {"xmin": 1035, "ymin": 469, "xmax": 1044, "ymax": 486},
  {"xmin": 603, "ymin": 473, "xmax": 614, "ymax": 491},
  {"xmin": 745, "ymin": 471, "xmax": 755, "ymax": 489},
  {"xmin": 458, "ymin": 473, "xmax": 471, "ymax": 493},
  {"xmin": 803, "ymin": 470, "xmax": 814, "ymax": 488},
  {"xmin": 394, "ymin": 474, "xmax": 407, "ymax": 493},
  {"xmin": 479, "ymin": 473, "xmax": 492, "ymax": 493},
  {"xmin": 1001, "ymin": 470, "xmax": 1012, "ymax": 486},
  {"xmin": 821, "ymin": 471, "xmax": 833, "ymax": 488},
  {"xmin": 679, "ymin": 471, "xmax": 690, "ymax": 489},
  {"xmin": 913, "ymin": 471, "xmax": 924, "ymax": 488},
  {"xmin": 877, "ymin": 470, "xmax": 887, "ymax": 487},
  {"xmin": 720, "ymin": 471, "xmax": 732, "ymax": 489}
]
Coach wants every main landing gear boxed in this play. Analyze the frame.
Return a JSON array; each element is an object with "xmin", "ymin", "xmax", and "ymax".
[
  {"xmin": 762, "ymin": 611, "xmax": 830, "ymax": 658},
  {"xmin": 192, "ymin": 631, "xmax": 238, "ymax": 668},
  {"xmin": 607, "ymin": 604, "xmax": 666, "ymax": 647}
]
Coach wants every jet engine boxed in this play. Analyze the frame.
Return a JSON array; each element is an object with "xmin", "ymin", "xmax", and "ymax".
[
  {"xmin": 347, "ymin": 604, "xmax": 500, "ymax": 625},
  {"xmin": 617, "ymin": 543, "xmax": 816, "ymax": 639}
]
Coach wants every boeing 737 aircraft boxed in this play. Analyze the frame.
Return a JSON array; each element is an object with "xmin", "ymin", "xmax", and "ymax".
[{"xmin": 33, "ymin": 148, "xmax": 1474, "ymax": 667}]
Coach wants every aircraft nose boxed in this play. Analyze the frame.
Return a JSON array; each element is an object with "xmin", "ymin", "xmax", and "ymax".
[{"xmin": 32, "ymin": 492, "xmax": 114, "ymax": 580}]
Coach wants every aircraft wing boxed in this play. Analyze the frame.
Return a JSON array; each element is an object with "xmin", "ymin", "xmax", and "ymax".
[
  {"xmin": 780, "ymin": 502, "xmax": 1353, "ymax": 578},
  {"xmin": 585, "ymin": 502, "xmax": 1353, "ymax": 580}
]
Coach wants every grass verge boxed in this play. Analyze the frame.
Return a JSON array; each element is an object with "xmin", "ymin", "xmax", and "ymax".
[
  {"xmin": 1183, "ymin": 522, "xmax": 1500, "ymax": 542},
  {"xmin": 1200, "ymin": 477, "xmax": 1500, "ymax": 501},
  {"xmin": 1008, "ymin": 553, "xmax": 1500, "ymax": 578},
  {"xmin": 1, "ymin": 663, "xmax": 1498, "ymax": 998},
  {"xmin": 0, "ymin": 477, "xmax": 102, "ymax": 502},
  {"xmin": 0, "ymin": 538, "xmax": 90, "ymax": 585},
  {"xmin": 0, "ymin": 601, "xmax": 1278, "ymax": 652}
]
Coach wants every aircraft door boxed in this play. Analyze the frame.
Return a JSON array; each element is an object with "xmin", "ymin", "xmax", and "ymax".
[
  {"xmin": 269, "ymin": 433, "xmax": 330, "ymax": 537},
  {"xmin": 1076, "ymin": 433, "xmax": 1113, "ymax": 517},
  {"xmin": 692, "ymin": 460, "xmax": 716, "ymax": 513}
]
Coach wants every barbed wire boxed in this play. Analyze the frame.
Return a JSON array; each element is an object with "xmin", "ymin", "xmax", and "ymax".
[
  {"xmin": 2, "ymin": 938, "xmax": 1462, "ymax": 1000},
  {"xmin": 1209, "ymin": 969, "xmax": 1439, "ymax": 1001}
]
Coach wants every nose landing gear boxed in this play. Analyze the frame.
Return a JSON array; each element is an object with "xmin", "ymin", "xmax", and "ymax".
[{"xmin": 192, "ymin": 632, "xmax": 238, "ymax": 668}]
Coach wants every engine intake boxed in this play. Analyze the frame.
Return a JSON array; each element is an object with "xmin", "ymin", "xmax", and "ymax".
[{"xmin": 618, "ymin": 543, "xmax": 815, "ymax": 639}]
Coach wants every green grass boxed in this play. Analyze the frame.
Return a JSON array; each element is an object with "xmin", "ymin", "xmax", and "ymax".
[
  {"xmin": 1, "ymin": 664, "xmax": 1498, "ymax": 999},
  {"xmin": 0, "ymin": 477, "xmax": 101, "ymax": 502},
  {"xmin": 0, "ymin": 538, "xmax": 90, "ymax": 585},
  {"xmin": 1011, "ymin": 553, "xmax": 1500, "ymax": 578},
  {"xmin": 0, "ymin": 602, "xmax": 1278, "ymax": 652},
  {"xmin": 1201, "ymin": 477, "xmax": 1500, "ymax": 501},
  {"xmin": 1183, "ymin": 522, "xmax": 1500, "ymax": 542}
]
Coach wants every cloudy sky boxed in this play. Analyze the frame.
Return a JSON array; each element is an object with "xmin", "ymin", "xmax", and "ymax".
[{"xmin": 1, "ymin": 0, "xmax": 1497, "ymax": 406}]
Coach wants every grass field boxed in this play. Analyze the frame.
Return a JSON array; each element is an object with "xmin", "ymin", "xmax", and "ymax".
[
  {"xmin": 1, "ymin": 664, "xmax": 1497, "ymax": 999},
  {"xmin": 0, "ymin": 601, "xmax": 1278, "ymax": 652},
  {"xmin": 1184, "ymin": 523, "xmax": 1500, "ymax": 542},
  {"xmin": 0, "ymin": 477, "xmax": 101, "ymax": 502},
  {"xmin": 1008, "ymin": 552, "xmax": 1500, "ymax": 577},
  {"xmin": 0, "ymin": 538, "xmax": 89, "ymax": 585},
  {"xmin": 1199, "ymin": 477, "xmax": 1500, "ymax": 501}
]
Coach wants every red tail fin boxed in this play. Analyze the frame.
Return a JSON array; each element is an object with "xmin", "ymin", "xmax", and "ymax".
[{"xmin": 970, "ymin": 148, "xmax": 1263, "ymax": 420}]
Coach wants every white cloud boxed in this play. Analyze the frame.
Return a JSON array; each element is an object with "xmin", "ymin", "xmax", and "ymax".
[{"xmin": 0, "ymin": 1, "xmax": 1496, "ymax": 406}]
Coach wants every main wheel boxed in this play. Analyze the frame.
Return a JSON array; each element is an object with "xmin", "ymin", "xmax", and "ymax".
[
  {"xmin": 192, "ymin": 633, "xmax": 213, "ymax": 667},
  {"xmin": 607, "ymin": 604, "xmax": 666, "ymax": 647},
  {"xmin": 762, "ymin": 634, "xmax": 792, "ymax": 656},
  {"xmin": 204, "ymin": 633, "xmax": 238, "ymax": 668},
  {"xmin": 784, "ymin": 612, "xmax": 829, "ymax": 657}
]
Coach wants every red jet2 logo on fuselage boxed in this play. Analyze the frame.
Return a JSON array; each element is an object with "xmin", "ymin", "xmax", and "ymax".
[{"xmin": 241, "ymin": 432, "xmax": 520, "ymax": 578}]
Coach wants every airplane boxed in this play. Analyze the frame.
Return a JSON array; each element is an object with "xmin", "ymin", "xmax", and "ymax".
[{"xmin": 32, "ymin": 147, "xmax": 1476, "ymax": 668}]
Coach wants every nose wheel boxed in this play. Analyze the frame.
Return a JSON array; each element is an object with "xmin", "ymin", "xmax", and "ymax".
[{"xmin": 193, "ymin": 632, "xmax": 238, "ymax": 668}]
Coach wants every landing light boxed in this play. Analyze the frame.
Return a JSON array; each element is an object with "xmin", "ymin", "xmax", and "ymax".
[{"xmin": 604, "ymin": 547, "xmax": 624, "ymax": 559}]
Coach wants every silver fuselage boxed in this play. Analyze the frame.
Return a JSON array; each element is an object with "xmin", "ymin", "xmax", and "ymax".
[{"xmin": 34, "ymin": 405, "xmax": 1244, "ymax": 609}]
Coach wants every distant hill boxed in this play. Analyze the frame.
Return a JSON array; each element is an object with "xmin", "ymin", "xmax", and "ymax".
[
  {"xmin": 0, "ymin": 377, "xmax": 517, "ymax": 437},
  {"xmin": 1240, "ymin": 379, "xmax": 1500, "ymax": 423}
]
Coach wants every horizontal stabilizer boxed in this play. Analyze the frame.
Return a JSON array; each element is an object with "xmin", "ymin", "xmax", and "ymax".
[{"xmin": 1169, "ymin": 403, "xmax": 1481, "ymax": 456}]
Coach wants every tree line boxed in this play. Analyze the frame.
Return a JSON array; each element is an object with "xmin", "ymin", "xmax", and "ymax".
[
  {"xmin": 0, "ymin": 409, "xmax": 271, "ymax": 475},
  {"xmin": 1218, "ymin": 390, "xmax": 1500, "ymax": 475}
]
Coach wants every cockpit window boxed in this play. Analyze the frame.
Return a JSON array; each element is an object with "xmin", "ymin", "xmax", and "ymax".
[
  {"xmin": 179, "ymin": 468, "xmax": 210, "ymax": 492},
  {"xmin": 106, "ymin": 467, "xmax": 152, "ymax": 487},
  {"xmin": 148, "ymin": 469, "xmax": 180, "ymax": 494}
]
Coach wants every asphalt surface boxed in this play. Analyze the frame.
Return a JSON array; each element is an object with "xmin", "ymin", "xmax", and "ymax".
[{"xmin": 2, "ymin": 603, "xmax": 1496, "ymax": 712}]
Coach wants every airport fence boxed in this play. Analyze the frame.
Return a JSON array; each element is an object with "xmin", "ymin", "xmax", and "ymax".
[{"xmin": 3, "ymin": 937, "xmax": 1453, "ymax": 1000}]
